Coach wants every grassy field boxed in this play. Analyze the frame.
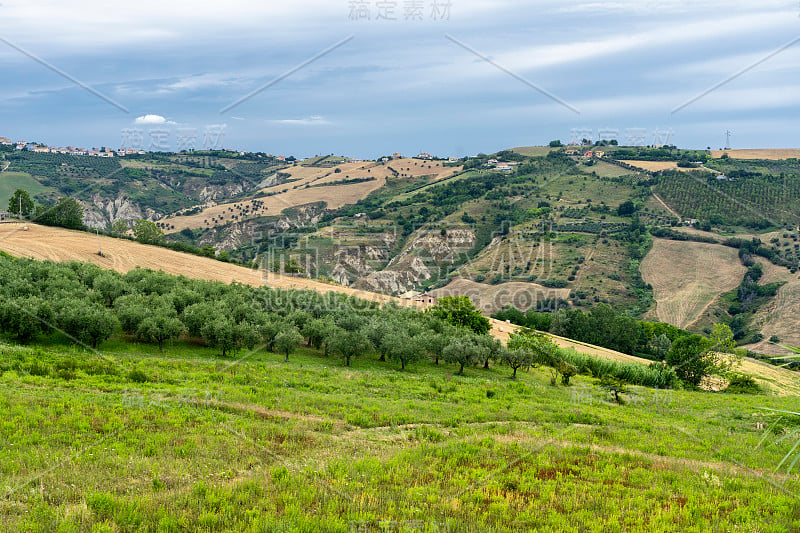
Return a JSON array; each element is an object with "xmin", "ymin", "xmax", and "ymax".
[
  {"xmin": 510, "ymin": 146, "xmax": 554, "ymax": 157},
  {"xmin": 586, "ymin": 160, "xmax": 637, "ymax": 179},
  {"xmin": 0, "ymin": 171, "xmax": 57, "ymax": 205},
  {"xmin": 1, "ymin": 336, "xmax": 799, "ymax": 532}
]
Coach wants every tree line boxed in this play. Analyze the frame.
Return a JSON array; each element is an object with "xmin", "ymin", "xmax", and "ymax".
[
  {"xmin": 494, "ymin": 302, "xmax": 745, "ymax": 388},
  {"xmin": 0, "ymin": 256, "xmax": 698, "ymax": 389}
]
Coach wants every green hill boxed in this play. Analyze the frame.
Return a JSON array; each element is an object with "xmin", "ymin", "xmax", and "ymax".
[{"xmin": 3, "ymin": 143, "xmax": 800, "ymax": 350}]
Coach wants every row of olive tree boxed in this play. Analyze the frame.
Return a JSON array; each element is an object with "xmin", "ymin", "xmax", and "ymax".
[
  {"xmin": 0, "ymin": 256, "xmax": 711, "ymax": 386},
  {"xmin": 0, "ymin": 257, "xmax": 528, "ymax": 375}
]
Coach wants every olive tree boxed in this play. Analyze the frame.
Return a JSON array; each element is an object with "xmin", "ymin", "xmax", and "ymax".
[
  {"xmin": 501, "ymin": 347, "xmax": 534, "ymax": 378},
  {"xmin": 443, "ymin": 336, "xmax": 484, "ymax": 375},
  {"xmin": 385, "ymin": 330, "xmax": 424, "ymax": 371},
  {"xmin": 329, "ymin": 327, "xmax": 372, "ymax": 367},
  {"xmin": 57, "ymin": 302, "xmax": 118, "ymax": 349},
  {"xmin": 273, "ymin": 327, "xmax": 303, "ymax": 362},
  {"xmin": 136, "ymin": 311, "xmax": 185, "ymax": 351}
]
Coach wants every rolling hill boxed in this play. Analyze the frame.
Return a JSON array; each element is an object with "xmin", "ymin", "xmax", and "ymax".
[
  {"xmin": 2, "ymin": 221, "xmax": 799, "ymax": 396},
  {"xmin": 3, "ymin": 143, "xmax": 800, "ymax": 357}
]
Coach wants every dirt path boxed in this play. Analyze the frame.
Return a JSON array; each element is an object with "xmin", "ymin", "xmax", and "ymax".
[{"xmin": 652, "ymin": 193, "xmax": 682, "ymax": 222}]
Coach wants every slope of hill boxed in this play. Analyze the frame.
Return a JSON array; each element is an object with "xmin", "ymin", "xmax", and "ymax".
[
  {"xmin": 742, "ymin": 264, "xmax": 800, "ymax": 355},
  {"xmin": 640, "ymin": 238, "xmax": 745, "ymax": 329},
  {"xmin": 4, "ymin": 222, "xmax": 800, "ymax": 394},
  {"xmin": 4, "ymin": 144, "xmax": 800, "ymax": 352},
  {"xmin": 3, "ymin": 340, "xmax": 800, "ymax": 531},
  {"xmin": 0, "ymin": 223, "xmax": 403, "ymax": 306},
  {"xmin": 161, "ymin": 158, "xmax": 461, "ymax": 233}
]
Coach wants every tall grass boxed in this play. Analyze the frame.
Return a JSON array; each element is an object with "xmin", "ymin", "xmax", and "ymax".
[{"xmin": 558, "ymin": 348, "xmax": 680, "ymax": 389}]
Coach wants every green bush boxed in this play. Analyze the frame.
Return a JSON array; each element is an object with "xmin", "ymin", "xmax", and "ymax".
[
  {"xmin": 723, "ymin": 373, "xmax": 762, "ymax": 394},
  {"xmin": 127, "ymin": 369, "xmax": 149, "ymax": 383}
]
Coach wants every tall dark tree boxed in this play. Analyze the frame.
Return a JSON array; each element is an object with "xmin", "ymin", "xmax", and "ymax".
[
  {"xmin": 666, "ymin": 334, "xmax": 712, "ymax": 386},
  {"xmin": 8, "ymin": 189, "xmax": 34, "ymax": 218},
  {"xmin": 34, "ymin": 198, "xmax": 85, "ymax": 230}
]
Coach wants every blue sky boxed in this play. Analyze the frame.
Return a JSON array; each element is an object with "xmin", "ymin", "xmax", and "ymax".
[{"xmin": 0, "ymin": 0, "xmax": 798, "ymax": 158}]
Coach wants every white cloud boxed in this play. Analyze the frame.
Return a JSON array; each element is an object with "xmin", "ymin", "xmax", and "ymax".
[
  {"xmin": 270, "ymin": 115, "xmax": 331, "ymax": 126},
  {"xmin": 134, "ymin": 114, "xmax": 176, "ymax": 125},
  {"xmin": 497, "ymin": 11, "xmax": 796, "ymax": 74}
]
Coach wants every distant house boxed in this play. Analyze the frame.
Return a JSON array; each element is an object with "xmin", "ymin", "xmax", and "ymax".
[
  {"xmin": 594, "ymin": 151, "xmax": 605, "ymax": 158},
  {"xmin": 564, "ymin": 149, "xmax": 578, "ymax": 155},
  {"xmin": 0, "ymin": 137, "xmax": 11, "ymax": 145},
  {"xmin": 32, "ymin": 146, "xmax": 50, "ymax": 153},
  {"xmin": 412, "ymin": 294, "xmax": 437, "ymax": 306},
  {"xmin": 583, "ymin": 151, "xmax": 594, "ymax": 157},
  {"xmin": 0, "ymin": 211, "xmax": 11, "ymax": 222},
  {"xmin": 392, "ymin": 152, "xmax": 403, "ymax": 159},
  {"xmin": 416, "ymin": 152, "xmax": 433, "ymax": 160},
  {"xmin": 496, "ymin": 164, "xmax": 513, "ymax": 172}
]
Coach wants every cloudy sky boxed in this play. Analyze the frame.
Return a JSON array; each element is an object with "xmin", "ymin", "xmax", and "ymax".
[{"xmin": 0, "ymin": 0, "xmax": 798, "ymax": 158}]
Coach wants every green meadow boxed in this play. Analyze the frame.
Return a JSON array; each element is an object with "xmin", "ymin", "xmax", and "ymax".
[
  {"xmin": 0, "ymin": 171, "xmax": 56, "ymax": 207},
  {"xmin": 1, "ymin": 337, "xmax": 798, "ymax": 532}
]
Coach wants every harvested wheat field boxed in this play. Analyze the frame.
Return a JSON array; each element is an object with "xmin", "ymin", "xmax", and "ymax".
[
  {"xmin": 0, "ymin": 223, "xmax": 416, "ymax": 305},
  {"xmin": 641, "ymin": 238, "xmax": 745, "ymax": 329},
  {"xmin": 710, "ymin": 149, "xmax": 800, "ymax": 160},
  {"xmin": 163, "ymin": 159, "xmax": 461, "ymax": 233},
  {"xmin": 742, "ymin": 264, "xmax": 800, "ymax": 356},
  {"xmin": 431, "ymin": 278, "xmax": 570, "ymax": 315},
  {"xmin": 620, "ymin": 160, "xmax": 716, "ymax": 173},
  {"xmin": 620, "ymin": 160, "xmax": 680, "ymax": 172},
  {"xmin": 547, "ymin": 332, "xmax": 651, "ymax": 364},
  {"xmin": 738, "ymin": 358, "xmax": 800, "ymax": 396}
]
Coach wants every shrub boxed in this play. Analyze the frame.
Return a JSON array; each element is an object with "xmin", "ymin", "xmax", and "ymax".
[
  {"xmin": 723, "ymin": 373, "xmax": 762, "ymax": 394},
  {"xmin": 128, "ymin": 369, "xmax": 149, "ymax": 383}
]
